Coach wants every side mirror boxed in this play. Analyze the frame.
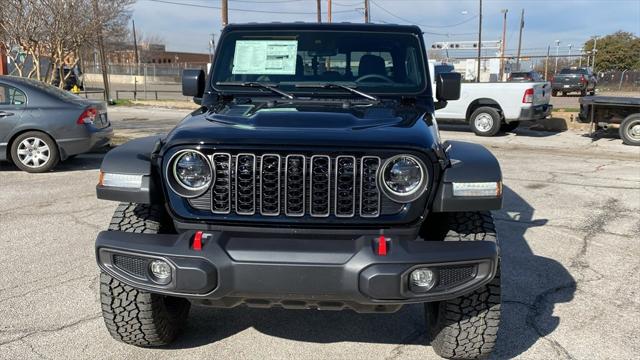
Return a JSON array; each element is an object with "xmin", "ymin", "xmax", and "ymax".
[
  {"xmin": 182, "ymin": 69, "xmax": 205, "ymax": 99},
  {"xmin": 436, "ymin": 72, "xmax": 461, "ymax": 101}
]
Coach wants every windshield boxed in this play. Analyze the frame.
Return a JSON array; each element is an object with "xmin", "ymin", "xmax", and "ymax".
[{"xmin": 212, "ymin": 30, "xmax": 427, "ymax": 96}]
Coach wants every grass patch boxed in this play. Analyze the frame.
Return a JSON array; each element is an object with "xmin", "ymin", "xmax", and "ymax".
[{"xmin": 110, "ymin": 99, "xmax": 134, "ymax": 106}]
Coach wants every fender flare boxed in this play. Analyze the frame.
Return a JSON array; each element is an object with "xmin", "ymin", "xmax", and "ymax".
[{"xmin": 432, "ymin": 140, "xmax": 503, "ymax": 212}]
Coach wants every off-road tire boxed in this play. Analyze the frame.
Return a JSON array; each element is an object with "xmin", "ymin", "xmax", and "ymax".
[
  {"xmin": 10, "ymin": 131, "xmax": 59, "ymax": 173},
  {"xmin": 100, "ymin": 203, "xmax": 189, "ymax": 346},
  {"xmin": 469, "ymin": 107, "xmax": 502, "ymax": 137},
  {"xmin": 580, "ymin": 89, "xmax": 587, "ymax": 97},
  {"xmin": 552, "ymin": 90, "xmax": 558, "ymax": 97},
  {"xmin": 426, "ymin": 211, "xmax": 501, "ymax": 359},
  {"xmin": 619, "ymin": 114, "xmax": 640, "ymax": 146},
  {"xmin": 500, "ymin": 121, "xmax": 519, "ymax": 133}
]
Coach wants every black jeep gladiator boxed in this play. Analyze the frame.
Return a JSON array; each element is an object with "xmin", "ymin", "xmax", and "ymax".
[{"xmin": 95, "ymin": 23, "xmax": 503, "ymax": 359}]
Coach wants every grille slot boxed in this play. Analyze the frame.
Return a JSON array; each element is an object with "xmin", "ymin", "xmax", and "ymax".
[
  {"xmin": 113, "ymin": 254, "xmax": 148, "ymax": 279},
  {"xmin": 285, "ymin": 155, "xmax": 306, "ymax": 216},
  {"xmin": 211, "ymin": 153, "xmax": 231, "ymax": 214},
  {"xmin": 235, "ymin": 154, "xmax": 256, "ymax": 215},
  {"xmin": 260, "ymin": 154, "xmax": 281, "ymax": 216},
  {"xmin": 310, "ymin": 155, "xmax": 331, "ymax": 217},
  {"xmin": 335, "ymin": 156, "xmax": 356, "ymax": 217},
  {"xmin": 360, "ymin": 157, "xmax": 381, "ymax": 217},
  {"xmin": 201, "ymin": 152, "xmax": 389, "ymax": 218}
]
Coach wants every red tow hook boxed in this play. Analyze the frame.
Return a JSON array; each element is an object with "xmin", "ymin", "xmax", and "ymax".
[
  {"xmin": 376, "ymin": 234, "xmax": 388, "ymax": 256},
  {"xmin": 192, "ymin": 231, "xmax": 204, "ymax": 251}
]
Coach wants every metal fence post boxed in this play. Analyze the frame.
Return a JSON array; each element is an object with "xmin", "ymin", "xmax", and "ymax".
[{"xmin": 144, "ymin": 64, "xmax": 148, "ymax": 100}]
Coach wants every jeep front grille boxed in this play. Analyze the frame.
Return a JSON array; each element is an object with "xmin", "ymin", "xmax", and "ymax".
[{"xmin": 194, "ymin": 153, "xmax": 388, "ymax": 218}]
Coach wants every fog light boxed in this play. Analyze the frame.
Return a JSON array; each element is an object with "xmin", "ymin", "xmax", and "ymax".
[
  {"xmin": 409, "ymin": 268, "xmax": 436, "ymax": 293},
  {"xmin": 149, "ymin": 260, "xmax": 172, "ymax": 283}
]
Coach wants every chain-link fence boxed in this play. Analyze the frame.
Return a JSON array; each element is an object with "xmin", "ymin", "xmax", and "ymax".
[
  {"xmin": 596, "ymin": 70, "xmax": 640, "ymax": 92},
  {"xmin": 83, "ymin": 62, "xmax": 207, "ymax": 82}
]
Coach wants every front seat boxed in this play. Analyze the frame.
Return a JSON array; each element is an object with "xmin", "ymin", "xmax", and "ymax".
[{"xmin": 358, "ymin": 54, "xmax": 386, "ymax": 77}]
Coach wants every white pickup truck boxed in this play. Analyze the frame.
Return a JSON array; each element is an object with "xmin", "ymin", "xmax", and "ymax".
[{"xmin": 430, "ymin": 62, "xmax": 553, "ymax": 136}]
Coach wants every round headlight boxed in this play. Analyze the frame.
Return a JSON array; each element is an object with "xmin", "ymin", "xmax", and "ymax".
[
  {"xmin": 379, "ymin": 155, "xmax": 427, "ymax": 203},
  {"xmin": 166, "ymin": 150, "xmax": 212, "ymax": 197}
]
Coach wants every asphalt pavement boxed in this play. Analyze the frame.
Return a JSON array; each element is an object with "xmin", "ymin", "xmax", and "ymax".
[{"xmin": 0, "ymin": 107, "xmax": 639, "ymax": 360}]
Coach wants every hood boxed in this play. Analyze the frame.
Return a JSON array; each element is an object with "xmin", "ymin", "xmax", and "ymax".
[{"xmin": 162, "ymin": 104, "xmax": 438, "ymax": 152}]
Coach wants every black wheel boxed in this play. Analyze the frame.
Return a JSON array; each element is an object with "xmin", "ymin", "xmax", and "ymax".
[
  {"xmin": 100, "ymin": 203, "xmax": 189, "ymax": 346},
  {"xmin": 552, "ymin": 90, "xmax": 558, "ymax": 97},
  {"xmin": 619, "ymin": 114, "xmax": 640, "ymax": 146},
  {"xmin": 500, "ymin": 121, "xmax": 519, "ymax": 133},
  {"xmin": 469, "ymin": 107, "xmax": 502, "ymax": 136},
  {"xmin": 10, "ymin": 131, "xmax": 59, "ymax": 173},
  {"xmin": 425, "ymin": 211, "xmax": 501, "ymax": 360},
  {"xmin": 562, "ymin": 92, "xmax": 567, "ymax": 96},
  {"xmin": 580, "ymin": 89, "xmax": 586, "ymax": 97},
  {"xmin": 589, "ymin": 89, "xmax": 596, "ymax": 96}
]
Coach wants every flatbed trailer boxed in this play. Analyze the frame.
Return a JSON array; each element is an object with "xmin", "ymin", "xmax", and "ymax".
[{"xmin": 579, "ymin": 96, "xmax": 640, "ymax": 146}]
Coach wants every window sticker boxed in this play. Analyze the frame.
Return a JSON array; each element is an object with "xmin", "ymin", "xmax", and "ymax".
[{"xmin": 232, "ymin": 40, "xmax": 298, "ymax": 75}]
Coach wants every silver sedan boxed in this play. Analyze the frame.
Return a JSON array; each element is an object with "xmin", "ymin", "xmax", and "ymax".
[{"xmin": 0, "ymin": 76, "xmax": 112, "ymax": 172}]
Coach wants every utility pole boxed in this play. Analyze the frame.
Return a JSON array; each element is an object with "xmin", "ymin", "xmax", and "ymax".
[
  {"xmin": 515, "ymin": 9, "xmax": 524, "ymax": 69},
  {"xmin": 499, "ymin": 9, "xmax": 507, "ymax": 81},
  {"xmin": 92, "ymin": 0, "xmax": 110, "ymax": 101},
  {"xmin": 364, "ymin": 0, "xmax": 370, "ymax": 23},
  {"xmin": 132, "ymin": 19, "xmax": 140, "ymax": 75},
  {"xmin": 328, "ymin": 0, "xmax": 332, "ymax": 23},
  {"xmin": 568, "ymin": 44, "xmax": 572, "ymax": 65},
  {"xmin": 221, "ymin": 0, "xmax": 229, "ymax": 27},
  {"xmin": 544, "ymin": 45, "xmax": 550, "ymax": 80},
  {"xmin": 554, "ymin": 40, "xmax": 560, "ymax": 74},
  {"xmin": 476, "ymin": 0, "xmax": 482, "ymax": 83},
  {"xmin": 316, "ymin": 0, "xmax": 322, "ymax": 23},
  {"xmin": 592, "ymin": 35, "xmax": 599, "ymax": 71}
]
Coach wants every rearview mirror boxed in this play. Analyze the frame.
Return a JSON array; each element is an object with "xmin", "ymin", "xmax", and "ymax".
[
  {"xmin": 182, "ymin": 69, "xmax": 205, "ymax": 99},
  {"xmin": 436, "ymin": 72, "xmax": 461, "ymax": 101}
]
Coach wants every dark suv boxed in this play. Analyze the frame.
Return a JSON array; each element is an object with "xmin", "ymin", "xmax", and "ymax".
[
  {"xmin": 94, "ymin": 23, "xmax": 502, "ymax": 359},
  {"xmin": 551, "ymin": 67, "xmax": 597, "ymax": 96}
]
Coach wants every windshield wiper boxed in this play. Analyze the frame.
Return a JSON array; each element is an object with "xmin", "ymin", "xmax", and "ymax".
[
  {"xmin": 295, "ymin": 83, "xmax": 379, "ymax": 102},
  {"xmin": 216, "ymin": 81, "xmax": 295, "ymax": 100}
]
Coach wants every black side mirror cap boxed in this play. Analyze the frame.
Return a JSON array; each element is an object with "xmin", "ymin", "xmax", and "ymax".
[
  {"xmin": 436, "ymin": 72, "xmax": 462, "ymax": 101},
  {"xmin": 182, "ymin": 69, "xmax": 206, "ymax": 98}
]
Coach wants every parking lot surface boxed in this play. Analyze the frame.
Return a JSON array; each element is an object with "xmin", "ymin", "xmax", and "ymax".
[{"xmin": 0, "ymin": 108, "xmax": 639, "ymax": 359}]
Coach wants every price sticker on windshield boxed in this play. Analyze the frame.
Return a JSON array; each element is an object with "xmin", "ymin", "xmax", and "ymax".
[{"xmin": 232, "ymin": 40, "xmax": 298, "ymax": 75}]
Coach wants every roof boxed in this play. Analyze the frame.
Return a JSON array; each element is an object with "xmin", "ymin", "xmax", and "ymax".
[{"xmin": 223, "ymin": 22, "xmax": 422, "ymax": 34}]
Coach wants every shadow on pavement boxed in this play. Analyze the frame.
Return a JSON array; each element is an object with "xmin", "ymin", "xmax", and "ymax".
[{"xmin": 165, "ymin": 186, "xmax": 575, "ymax": 358}]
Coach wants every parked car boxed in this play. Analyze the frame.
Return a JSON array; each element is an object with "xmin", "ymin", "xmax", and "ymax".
[
  {"xmin": 0, "ymin": 76, "xmax": 112, "ymax": 172},
  {"xmin": 579, "ymin": 95, "xmax": 640, "ymax": 146},
  {"xmin": 94, "ymin": 23, "xmax": 502, "ymax": 360},
  {"xmin": 51, "ymin": 65, "xmax": 85, "ymax": 91},
  {"xmin": 432, "ymin": 61, "xmax": 552, "ymax": 136},
  {"xmin": 507, "ymin": 71, "xmax": 543, "ymax": 82},
  {"xmin": 551, "ymin": 67, "xmax": 597, "ymax": 97}
]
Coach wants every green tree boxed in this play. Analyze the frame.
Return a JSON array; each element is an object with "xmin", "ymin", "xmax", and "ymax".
[{"xmin": 584, "ymin": 31, "xmax": 640, "ymax": 72}]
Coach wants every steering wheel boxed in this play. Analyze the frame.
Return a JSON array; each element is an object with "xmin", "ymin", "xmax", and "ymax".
[{"xmin": 355, "ymin": 74, "xmax": 394, "ymax": 83}]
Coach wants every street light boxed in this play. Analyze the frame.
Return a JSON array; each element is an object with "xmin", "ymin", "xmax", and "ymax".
[
  {"xmin": 578, "ymin": 47, "xmax": 583, "ymax": 67},
  {"xmin": 568, "ymin": 44, "xmax": 572, "ymax": 66},
  {"xmin": 554, "ymin": 40, "xmax": 560, "ymax": 74}
]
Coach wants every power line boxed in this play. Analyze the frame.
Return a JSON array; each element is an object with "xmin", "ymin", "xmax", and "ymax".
[
  {"xmin": 143, "ymin": 0, "xmax": 355, "ymax": 15},
  {"xmin": 369, "ymin": 0, "xmax": 478, "ymax": 35}
]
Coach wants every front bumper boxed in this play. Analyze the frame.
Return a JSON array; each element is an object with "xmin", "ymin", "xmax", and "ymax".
[
  {"xmin": 96, "ymin": 229, "xmax": 499, "ymax": 312},
  {"xmin": 517, "ymin": 104, "xmax": 553, "ymax": 121}
]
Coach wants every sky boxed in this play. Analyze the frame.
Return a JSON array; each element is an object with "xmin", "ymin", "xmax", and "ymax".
[{"xmin": 130, "ymin": 0, "xmax": 640, "ymax": 57}]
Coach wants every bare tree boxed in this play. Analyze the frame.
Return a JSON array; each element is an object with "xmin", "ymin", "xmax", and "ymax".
[{"xmin": 0, "ymin": 0, "xmax": 134, "ymax": 87}]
